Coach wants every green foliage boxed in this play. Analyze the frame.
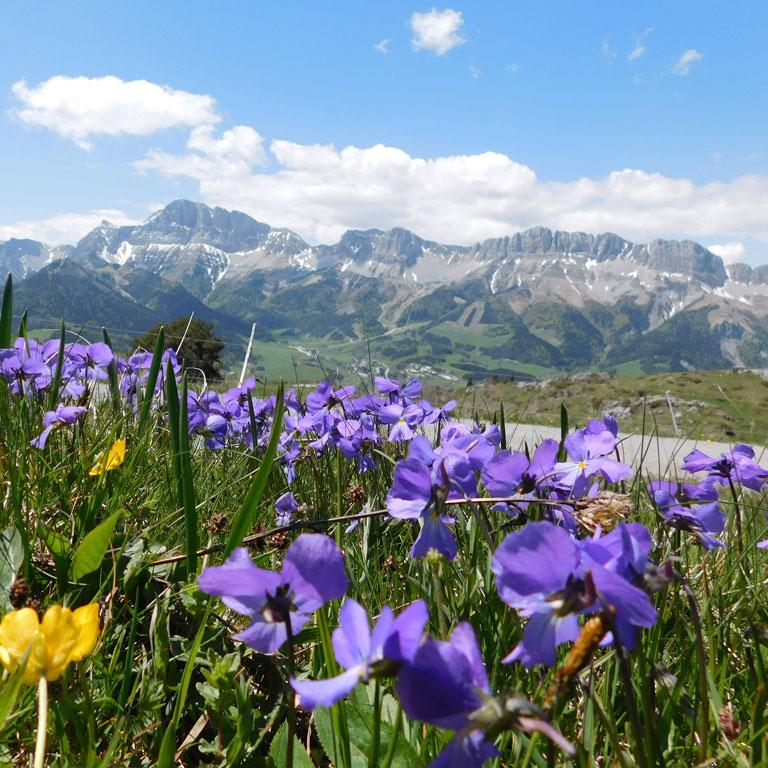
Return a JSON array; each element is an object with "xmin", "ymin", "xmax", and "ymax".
[{"xmin": 133, "ymin": 316, "xmax": 225, "ymax": 379}]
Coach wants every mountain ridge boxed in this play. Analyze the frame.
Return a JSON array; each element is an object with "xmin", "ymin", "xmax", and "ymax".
[{"xmin": 4, "ymin": 199, "xmax": 768, "ymax": 377}]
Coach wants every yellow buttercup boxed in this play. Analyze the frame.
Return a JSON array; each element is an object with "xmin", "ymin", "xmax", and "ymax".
[
  {"xmin": 89, "ymin": 438, "xmax": 126, "ymax": 476},
  {"xmin": 0, "ymin": 604, "xmax": 99, "ymax": 683}
]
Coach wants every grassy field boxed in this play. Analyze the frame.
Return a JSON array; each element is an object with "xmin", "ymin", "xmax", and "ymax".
[
  {"xmin": 1, "ymin": 281, "xmax": 768, "ymax": 766},
  {"xmin": 428, "ymin": 369, "xmax": 768, "ymax": 445}
]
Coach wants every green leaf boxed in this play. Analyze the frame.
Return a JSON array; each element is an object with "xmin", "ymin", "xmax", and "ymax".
[
  {"xmin": 39, "ymin": 526, "xmax": 71, "ymax": 558},
  {"xmin": 269, "ymin": 720, "xmax": 314, "ymax": 768},
  {"xmin": 224, "ymin": 381, "xmax": 284, "ymax": 556},
  {"xmin": 71, "ymin": 509, "xmax": 123, "ymax": 581},
  {"xmin": 138, "ymin": 326, "xmax": 165, "ymax": 432},
  {"xmin": 314, "ymin": 690, "xmax": 418, "ymax": 768},
  {"xmin": 0, "ymin": 273, "xmax": 12, "ymax": 349},
  {"xmin": 0, "ymin": 527, "xmax": 23, "ymax": 611},
  {"xmin": 0, "ymin": 648, "xmax": 29, "ymax": 729},
  {"xmin": 346, "ymin": 689, "xmax": 419, "ymax": 768}
]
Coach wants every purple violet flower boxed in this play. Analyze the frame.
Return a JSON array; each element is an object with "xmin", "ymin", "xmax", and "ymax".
[
  {"xmin": 198, "ymin": 534, "xmax": 347, "ymax": 654},
  {"xmin": 275, "ymin": 491, "xmax": 299, "ymax": 527},
  {"xmin": 290, "ymin": 598, "xmax": 428, "ymax": 710},
  {"xmin": 492, "ymin": 521, "xmax": 657, "ymax": 667},
  {"xmin": 554, "ymin": 430, "xmax": 632, "ymax": 498},
  {"xmin": 648, "ymin": 479, "xmax": 725, "ymax": 549},
  {"xmin": 481, "ymin": 438, "xmax": 559, "ymax": 505},
  {"xmin": 397, "ymin": 622, "xmax": 574, "ymax": 767},
  {"xmin": 682, "ymin": 444, "xmax": 768, "ymax": 492},
  {"xmin": 30, "ymin": 405, "xmax": 88, "ymax": 449},
  {"xmin": 386, "ymin": 457, "xmax": 458, "ymax": 560}
]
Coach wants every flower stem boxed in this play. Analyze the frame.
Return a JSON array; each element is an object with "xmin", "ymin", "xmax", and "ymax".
[
  {"xmin": 33, "ymin": 675, "xmax": 48, "ymax": 768},
  {"xmin": 676, "ymin": 570, "xmax": 710, "ymax": 763},
  {"xmin": 431, "ymin": 564, "xmax": 448, "ymax": 640},
  {"xmin": 283, "ymin": 619, "xmax": 296, "ymax": 768},
  {"xmin": 727, "ymin": 477, "xmax": 745, "ymax": 555},
  {"xmin": 367, "ymin": 678, "xmax": 381, "ymax": 768}
]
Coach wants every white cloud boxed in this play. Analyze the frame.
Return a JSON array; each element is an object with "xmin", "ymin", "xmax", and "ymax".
[
  {"xmin": 601, "ymin": 39, "xmax": 616, "ymax": 62},
  {"xmin": 671, "ymin": 49, "xmax": 703, "ymax": 76},
  {"xmin": 468, "ymin": 64, "xmax": 481, "ymax": 79},
  {"xmin": 374, "ymin": 38, "xmax": 390, "ymax": 54},
  {"xmin": 410, "ymin": 8, "xmax": 465, "ymax": 55},
  {"xmin": 136, "ymin": 124, "xmax": 266, "ymax": 181},
  {"xmin": 133, "ymin": 133, "xmax": 768, "ymax": 250},
  {"xmin": 0, "ymin": 209, "xmax": 138, "ymax": 245},
  {"xmin": 628, "ymin": 27, "xmax": 654, "ymax": 61},
  {"xmin": 506, "ymin": 62, "xmax": 521, "ymax": 74},
  {"xmin": 709, "ymin": 242, "xmax": 746, "ymax": 264},
  {"xmin": 10, "ymin": 75, "xmax": 219, "ymax": 149}
]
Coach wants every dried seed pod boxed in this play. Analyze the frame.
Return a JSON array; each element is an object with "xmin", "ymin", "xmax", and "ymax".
[
  {"xmin": 344, "ymin": 483, "xmax": 367, "ymax": 509},
  {"xmin": 267, "ymin": 532, "xmax": 291, "ymax": 550},
  {"xmin": 718, "ymin": 706, "xmax": 742, "ymax": 741},
  {"xmin": 574, "ymin": 492, "xmax": 631, "ymax": 533},
  {"xmin": 8, "ymin": 577, "xmax": 28, "ymax": 609}
]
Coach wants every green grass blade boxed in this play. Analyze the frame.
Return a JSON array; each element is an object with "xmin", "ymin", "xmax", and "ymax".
[
  {"xmin": 16, "ymin": 309, "xmax": 27, "ymax": 340},
  {"xmin": 138, "ymin": 326, "xmax": 165, "ymax": 432},
  {"xmin": 164, "ymin": 357, "xmax": 184, "ymax": 507},
  {"xmin": 102, "ymin": 327, "xmax": 122, "ymax": 414},
  {"xmin": 46, "ymin": 321, "xmax": 66, "ymax": 410},
  {"xmin": 0, "ymin": 648, "xmax": 29, "ymax": 729},
  {"xmin": 179, "ymin": 374, "xmax": 198, "ymax": 575},
  {"xmin": 156, "ymin": 599, "xmax": 212, "ymax": 768},
  {"xmin": 224, "ymin": 381, "xmax": 284, "ymax": 557},
  {"xmin": 0, "ymin": 274, "xmax": 12, "ymax": 348}
]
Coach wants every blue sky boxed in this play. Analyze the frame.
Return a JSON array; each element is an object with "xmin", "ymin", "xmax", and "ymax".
[{"xmin": 1, "ymin": 0, "xmax": 767, "ymax": 263}]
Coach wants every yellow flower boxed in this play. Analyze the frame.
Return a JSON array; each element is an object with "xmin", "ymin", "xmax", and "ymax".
[
  {"xmin": 0, "ymin": 604, "xmax": 99, "ymax": 683},
  {"xmin": 89, "ymin": 438, "xmax": 126, "ymax": 476}
]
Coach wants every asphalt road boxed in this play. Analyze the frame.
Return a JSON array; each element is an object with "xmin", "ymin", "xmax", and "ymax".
[{"xmin": 497, "ymin": 422, "xmax": 767, "ymax": 479}]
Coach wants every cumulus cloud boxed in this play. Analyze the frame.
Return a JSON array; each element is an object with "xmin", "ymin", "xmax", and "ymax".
[
  {"xmin": 0, "ymin": 209, "xmax": 137, "ymax": 245},
  {"xmin": 132, "ymin": 134, "xmax": 768, "ymax": 249},
  {"xmin": 671, "ymin": 49, "xmax": 703, "ymax": 76},
  {"xmin": 136, "ymin": 124, "xmax": 266, "ymax": 180},
  {"xmin": 410, "ymin": 8, "xmax": 465, "ymax": 55},
  {"xmin": 10, "ymin": 75, "xmax": 219, "ymax": 149},
  {"xmin": 708, "ymin": 242, "xmax": 746, "ymax": 264}
]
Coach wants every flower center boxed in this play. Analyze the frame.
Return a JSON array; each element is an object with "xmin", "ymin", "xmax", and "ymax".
[{"xmin": 262, "ymin": 584, "xmax": 296, "ymax": 624}]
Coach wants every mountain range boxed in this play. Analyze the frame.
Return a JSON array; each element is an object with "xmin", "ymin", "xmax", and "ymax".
[{"xmin": 4, "ymin": 198, "xmax": 768, "ymax": 380}]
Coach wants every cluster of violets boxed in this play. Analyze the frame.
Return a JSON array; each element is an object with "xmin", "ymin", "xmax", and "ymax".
[
  {"xmin": 198, "ymin": 533, "xmax": 578, "ymax": 767},
  {"xmin": 649, "ymin": 443, "xmax": 768, "ymax": 550},
  {"xmin": 385, "ymin": 415, "xmax": 635, "ymax": 560},
  {"xmin": 8, "ymin": 338, "xmax": 768, "ymax": 552},
  {"xmin": 10, "ymin": 338, "xmax": 768, "ymax": 764}
]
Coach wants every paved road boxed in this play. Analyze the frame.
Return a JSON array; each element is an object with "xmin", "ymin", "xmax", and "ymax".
[{"xmin": 496, "ymin": 422, "xmax": 767, "ymax": 478}]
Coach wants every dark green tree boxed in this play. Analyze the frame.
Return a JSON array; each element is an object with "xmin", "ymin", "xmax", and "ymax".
[{"xmin": 131, "ymin": 317, "xmax": 225, "ymax": 379}]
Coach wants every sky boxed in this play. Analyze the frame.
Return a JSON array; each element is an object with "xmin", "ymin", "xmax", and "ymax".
[{"xmin": 1, "ymin": 0, "xmax": 767, "ymax": 264}]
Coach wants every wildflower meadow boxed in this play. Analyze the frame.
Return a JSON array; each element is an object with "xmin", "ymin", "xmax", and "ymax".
[{"xmin": 0, "ymin": 273, "xmax": 766, "ymax": 767}]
